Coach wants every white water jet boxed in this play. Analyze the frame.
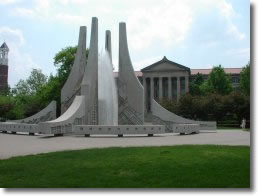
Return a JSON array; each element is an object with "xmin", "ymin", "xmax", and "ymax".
[{"xmin": 98, "ymin": 49, "xmax": 118, "ymax": 125}]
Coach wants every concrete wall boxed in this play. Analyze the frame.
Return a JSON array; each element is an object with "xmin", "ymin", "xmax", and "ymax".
[
  {"xmin": 75, "ymin": 125, "xmax": 165, "ymax": 135},
  {"xmin": 0, "ymin": 123, "xmax": 38, "ymax": 134},
  {"xmin": 172, "ymin": 124, "xmax": 200, "ymax": 134}
]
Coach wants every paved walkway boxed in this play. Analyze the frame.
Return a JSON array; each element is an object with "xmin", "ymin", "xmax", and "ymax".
[{"xmin": 0, "ymin": 130, "xmax": 250, "ymax": 159}]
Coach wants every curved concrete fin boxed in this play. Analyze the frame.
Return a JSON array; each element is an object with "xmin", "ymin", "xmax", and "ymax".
[
  {"xmin": 151, "ymin": 99, "xmax": 216, "ymax": 131},
  {"xmin": 8, "ymin": 101, "xmax": 57, "ymax": 124},
  {"xmin": 61, "ymin": 26, "xmax": 87, "ymax": 114},
  {"xmin": 105, "ymin": 30, "xmax": 112, "ymax": 62},
  {"xmin": 118, "ymin": 23, "xmax": 144, "ymax": 125},
  {"xmin": 81, "ymin": 17, "xmax": 98, "ymax": 125},
  {"xmin": 39, "ymin": 96, "xmax": 85, "ymax": 134}
]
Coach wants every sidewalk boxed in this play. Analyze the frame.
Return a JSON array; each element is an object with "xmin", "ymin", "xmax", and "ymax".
[{"xmin": 0, "ymin": 130, "xmax": 250, "ymax": 159}]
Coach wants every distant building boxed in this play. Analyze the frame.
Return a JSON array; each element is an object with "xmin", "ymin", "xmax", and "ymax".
[
  {"xmin": 0, "ymin": 42, "xmax": 9, "ymax": 93},
  {"xmin": 114, "ymin": 56, "xmax": 242, "ymax": 111},
  {"xmin": 141, "ymin": 57, "xmax": 190, "ymax": 111},
  {"xmin": 191, "ymin": 68, "xmax": 242, "ymax": 90}
]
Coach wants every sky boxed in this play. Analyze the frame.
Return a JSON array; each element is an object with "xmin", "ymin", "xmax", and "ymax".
[{"xmin": 0, "ymin": 0, "xmax": 250, "ymax": 87}]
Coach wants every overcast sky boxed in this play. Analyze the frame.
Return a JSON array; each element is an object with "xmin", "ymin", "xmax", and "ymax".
[{"xmin": 0, "ymin": 0, "xmax": 250, "ymax": 87}]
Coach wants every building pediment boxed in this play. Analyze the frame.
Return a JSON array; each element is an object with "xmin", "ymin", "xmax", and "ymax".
[{"xmin": 141, "ymin": 56, "xmax": 190, "ymax": 73}]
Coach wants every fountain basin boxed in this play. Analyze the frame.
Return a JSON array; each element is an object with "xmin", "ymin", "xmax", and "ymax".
[{"xmin": 74, "ymin": 125, "xmax": 165, "ymax": 136}]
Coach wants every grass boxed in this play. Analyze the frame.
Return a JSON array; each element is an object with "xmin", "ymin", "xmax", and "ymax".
[{"xmin": 0, "ymin": 145, "xmax": 250, "ymax": 188}]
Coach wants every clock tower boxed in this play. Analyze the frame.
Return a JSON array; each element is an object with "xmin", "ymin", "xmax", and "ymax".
[{"xmin": 0, "ymin": 42, "xmax": 9, "ymax": 93}]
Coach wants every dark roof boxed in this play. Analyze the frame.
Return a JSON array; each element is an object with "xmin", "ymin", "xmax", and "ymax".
[
  {"xmin": 191, "ymin": 68, "xmax": 242, "ymax": 75},
  {"xmin": 113, "ymin": 68, "xmax": 242, "ymax": 78},
  {"xmin": 141, "ymin": 56, "xmax": 191, "ymax": 73},
  {"xmin": 113, "ymin": 71, "xmax": 142, "ymax": 78},
  {"xmin": 0, "ymin": 42, "xmax": 9, "ymax": 50}
]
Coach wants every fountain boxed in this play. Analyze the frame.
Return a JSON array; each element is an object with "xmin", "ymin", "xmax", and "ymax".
[
  {"xmin": 98, "ymin": 49, "xmax": 118, "ymax": 125},
  {"xmin": 38, "ymin": 17, "xmax": 165, "ymax": 136},
  {"xmin": 0, "ymin": 17, "xmax": 216, "ymax": 136}
]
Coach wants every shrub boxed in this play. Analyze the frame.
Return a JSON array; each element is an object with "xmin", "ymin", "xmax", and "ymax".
[{"xmin": 160, "ymin": 92, "xmax": 250, "ymax": 124}]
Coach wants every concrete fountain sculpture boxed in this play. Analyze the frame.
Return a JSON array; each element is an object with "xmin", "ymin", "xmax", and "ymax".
[
  {"xmin": 0, "ymin": 17, "xmax": 216, "ymax": 136},
  {"xmin": 39, "ymin": 17, "xmax": 164, "ymax": 136}
]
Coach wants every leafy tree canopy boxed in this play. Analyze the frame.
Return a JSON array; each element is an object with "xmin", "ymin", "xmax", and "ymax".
[
  {"xmin": 200, "ymin": 65, "xmax": 233, "ymax": 95},
  {"xmin": 54, "ymin": 46, "xmax": 89, "ymax": 86},
  {"xmin": 189, "ymin": 73, "xmax": 205, "ymax": 96},
  {"xmin": 12, "ymin": 69, "xmax": 48, "ymax": 96},
  {"xmin": 54, "ymin": 46, "xmax": 77, "ymax": 85},
  {"xmin": 193, "ymin": 73, "xmax": 205, "ymax": 86},
  {"xmin": 240, "ymin": 61, "xmax": 250, "ymax": 96},
  {"xmin": 0, "ymin": 46, "xmax": 89, "ymax": 120}
]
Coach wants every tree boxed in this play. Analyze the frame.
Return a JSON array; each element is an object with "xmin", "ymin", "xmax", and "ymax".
[
  {"xmin": 12, "ymin": 69, "xmax": 47, "ymax": 96},
  {"xmin": 54, "ymin": 46, "xmax": 89, "ymax": 86},
  {"xmin": 229, "ymin": 92, "xmax": 250, "ymax": 123},
  {"xmin": 240, "ymin": 62, "xmax": 250, "ymax": 96},
  {"xmin": 0, "ymin": 85, "xmax": 11, "ymax": 96},
  {"xmin": 193, "ymin": 73, "xmax": 205, "ymax": 86},
  {"xmin": 27, "ymin": 69, "xmax": 48, "ymax": 94},
  {"xmin": 160, "ymin": 91, "xmax": 249, "ymax": 125},
  {"xmin": 200, "ymin": 65, "xmax": 233, "ymax": 95},
  {"xmin": 0, "ymin": 69, "xmax": 48, "ymax": 120},
  {"xmin": 49, "ymin": 46, "xmax": 89, "ymax": 115},
  {"xmin": 189, "ymin": 73, "xmax": 205, "ymax": 95},
  {"xmin": 0, "ymin": 96, "xmax": 14, "ymax": 121},
  {"xmin": 159, "ymin": 98, "xmax": 179, "ymax": 114},
  {"xmin": 54, "ymin": 46, "xmax": 77, "ymax": 85},
  {"xmin": 37, "ymin": 74, "xmax": 63, "ymax": 116},
  {"xmin": 1, "ymin": 46, "xmax": 90, "ymax": 120}
]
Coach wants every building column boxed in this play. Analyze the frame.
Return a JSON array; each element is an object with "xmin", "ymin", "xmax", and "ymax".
[
  {"xmin": 168, "ymin": 77, "xmax": 172, "ymax": 99},
  {"xmin": 142, "ymin": 77, "xmax": 147, "ymax": 113},
  {"xmin": 177, "ymin": 77, "xmax": 180, "ymax": 101},
  {"xmin": 150, "ymin": 77, "xmax": 154, "ymax": 102},
  {"xmin": 185, "ymin": 75, "xmax": 189, "ymax": 93},
  {"xmin": 159, "ymin": 77, "xmax": 163, "ymax": 100}
]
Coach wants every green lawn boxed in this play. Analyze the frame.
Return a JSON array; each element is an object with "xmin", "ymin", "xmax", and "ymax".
[{"xmin": 0, "ymin": 145, "xmax": 250, "ymax": 188}]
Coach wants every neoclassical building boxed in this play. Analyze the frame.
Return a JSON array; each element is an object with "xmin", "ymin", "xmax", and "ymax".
[
  {"xmin": 141, "ymin": 56, "xmax": 190, "ymax": 111},
  {"xmin": 114, "ymin": 56, "xmax": 242, "ymax": 112}
]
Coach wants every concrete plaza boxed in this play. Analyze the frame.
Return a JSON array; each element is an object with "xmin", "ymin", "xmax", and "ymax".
[{"xmin": 0, "ymin": 130, "xmax": 250, "ymax": 159}]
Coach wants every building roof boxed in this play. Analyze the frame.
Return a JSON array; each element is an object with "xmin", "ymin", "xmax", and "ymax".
[
  {"xmin": 141, "ymin": 56, "xmax": 191, "ymax": 73},
  {"xmin": 0, "ymin": 42, "xmax": 9, "ymax": 50},
  {"xmin": 113, "ymin": 71, "xmax": 142, "ymax": 78},
  {"xmin": 113, "ymin": 57, "xmax": 242, "ymax": 77},
  {"xmin": 191, "ymin": 68, "xmax": 242, "ymax": 75},
  {"xmin": 113, "ymin": 68, "xmax": 242, "ymax": 78}
]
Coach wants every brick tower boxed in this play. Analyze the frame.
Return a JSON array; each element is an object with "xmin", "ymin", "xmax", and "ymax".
[{"xmin": 0, "ymin": 42, "xmax": 9, "ymax": 93}]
